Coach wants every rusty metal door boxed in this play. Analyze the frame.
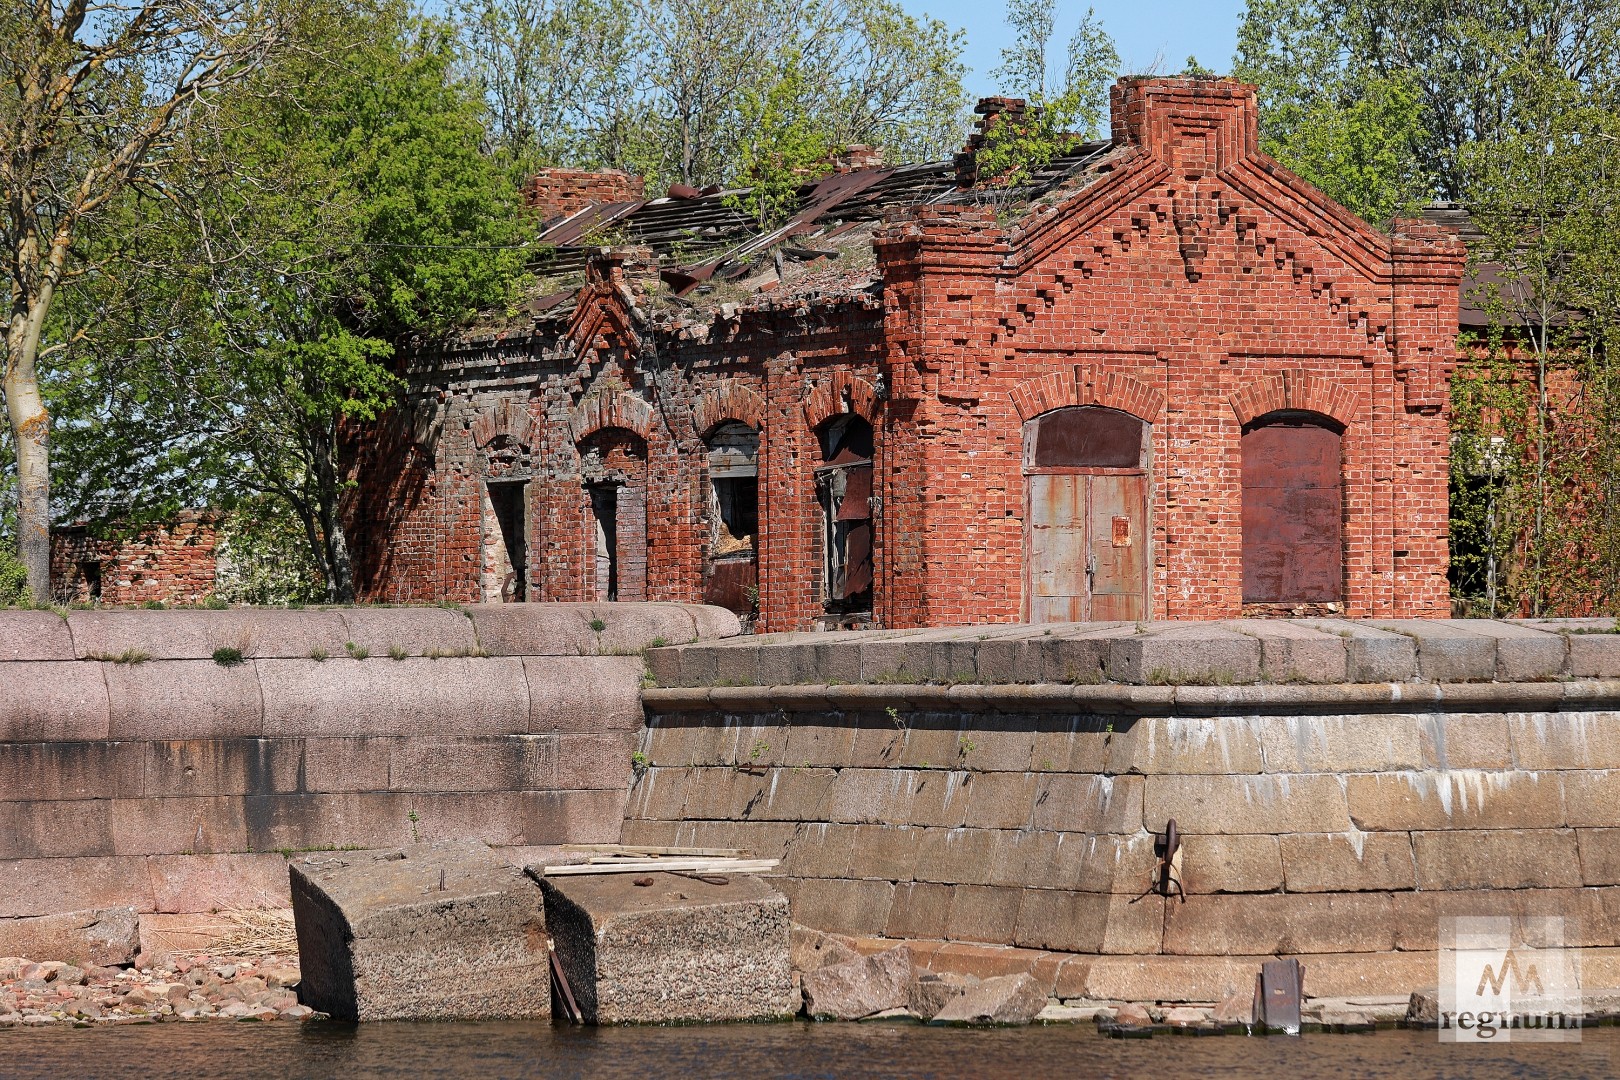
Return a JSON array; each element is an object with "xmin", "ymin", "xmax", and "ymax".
[
  {"xmin": 1241, "ymin": 419, "xmax": 1343, "ymax": 603},
  {"xmin": 1024, "ymin": 406, "xmax": 1149, "ymax": 622}
]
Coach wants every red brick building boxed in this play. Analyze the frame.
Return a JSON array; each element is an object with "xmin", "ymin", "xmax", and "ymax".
[
  {"xmin": 51, "ymin": 512, "xmax": 221, "ymax": 606},
  {"xmin": 345, "ymin": 77, "xmax": 1466, "ymax": 631}
]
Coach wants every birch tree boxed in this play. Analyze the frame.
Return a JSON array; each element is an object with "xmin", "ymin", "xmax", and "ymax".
[{"xmin": 1, "ymin": 0, "xmax": 292, "ymax": 599}]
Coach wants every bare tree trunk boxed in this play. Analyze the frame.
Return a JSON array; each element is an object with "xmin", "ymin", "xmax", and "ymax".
[
  {"xmin": 6, "ymin": 277, "xmax": 58, "ymax": 601},
  {"xmin": 311, "ymin": 428, "xmax": 355, "ymax": 603}
]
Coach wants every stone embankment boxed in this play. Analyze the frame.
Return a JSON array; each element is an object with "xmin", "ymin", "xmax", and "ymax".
[{"xmin": 0, "ymin": 603, "xmax": 738, "ymax": 961}]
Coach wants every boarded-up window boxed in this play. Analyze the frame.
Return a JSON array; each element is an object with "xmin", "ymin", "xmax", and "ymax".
[
  {"xmin": 815, "ymin": 414, "xmax": 874, "ymax": 611},
  {"xmin": 1241, "ymin": 415, "xmax": 1343, "ymax": 603}
]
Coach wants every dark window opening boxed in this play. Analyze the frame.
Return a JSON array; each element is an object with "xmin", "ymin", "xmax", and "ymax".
[
  {"xmin": 588, "ymin": 482, "xmax": 619, "ymax": 602},
  {"xmin": 707, "ymin": 421, "xmax": 759, "ymax": 559},
  {"xmin": 815, "ymin": 415, "xmax": 874, "ymax": 613},
  {"xmin": 488, "ymin": 481, "xmax": 527, "ymax": 602},
  {"xmin": 79, "ymin": 560, "xmax": 101, "ymax": 602}
]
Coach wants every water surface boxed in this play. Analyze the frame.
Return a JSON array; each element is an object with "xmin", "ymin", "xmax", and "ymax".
[{"xmin": 4, "ymin": 1020, "xmax": 1619, "ymax": 1079}]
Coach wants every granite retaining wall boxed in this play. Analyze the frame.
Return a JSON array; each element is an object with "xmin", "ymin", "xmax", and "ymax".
[
  {"xmin": 634, "ymin": 619, "xmax": 1620, "ymax": 997},
  {"xmin": 0, "ymin": 603, "xmax": 738, "ymax": 956}
]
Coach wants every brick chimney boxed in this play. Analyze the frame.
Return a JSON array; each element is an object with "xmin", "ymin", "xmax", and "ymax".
[
  {"xmin": 523, "ymin": 168, "xmax": 646, "ymax": 224},
  {"xmin": 954, "ymin": 97, "xmax": 1031, "ymax": 188},
  {"xmin": 830, "ymin": 144, "xmax": 885, "ymax": 173},
  {"xmin": 1109, "ymin": 77, "xmax": 1258, "ymax": 176}
]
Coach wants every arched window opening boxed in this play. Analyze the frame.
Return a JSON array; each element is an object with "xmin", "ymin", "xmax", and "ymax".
[
  {"xmin": 703, "ymin": 421, "xmax": 759, "ymax": 615},
  {"xmin": 1022, "ymin": 406, "xmax": 1150, "ymax": 622},
  {"xmin": 1241, "ymin": 411, "xmax": 1344, "ymax": 605},
  {"xmin": 815, "ymin": 414, "xmax": 874, "ymax": 613},
  {"xmin": 579, "ymin": 428, "xmax": 648, "ymax": 602}
]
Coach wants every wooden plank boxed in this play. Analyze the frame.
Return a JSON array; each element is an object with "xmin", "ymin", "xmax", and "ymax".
[
  {"xmin": 541, "ymin": 858, "xmax": 779, "ymax": 876},
  {"xmin": 560, "ymin": 844, "xmax": 746, "ymax": 858}
]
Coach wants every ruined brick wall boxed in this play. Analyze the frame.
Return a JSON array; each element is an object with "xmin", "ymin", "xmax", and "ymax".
[
  {"xmin": 51, "ymin": 513, "xmax": 220, "ymax": 606},
  {"xmin": 523, "ymin": 168, "xmax": 646, "ymax": 222},
  {"xmin": 872, "ymin": 78, "xmax": 1463, "ymax": 622}
]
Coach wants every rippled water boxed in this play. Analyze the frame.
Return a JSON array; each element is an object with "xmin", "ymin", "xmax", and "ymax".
[{"xmin": 4, "ymin": 1020, "xmax": 1619, "ymax": 1079}]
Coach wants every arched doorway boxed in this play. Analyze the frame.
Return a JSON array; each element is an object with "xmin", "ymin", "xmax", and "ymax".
[
  {"xmin": 1241, "ymin": 412, "xmax": 1343, "ymax": 605},
  {"xmin": 702, "ymin": 420, "xmax": 759, "ymax": 615},
  {"xmin": 1022, "ymin": 406, "xmax": 1150, "ymax": 621},
  {"xmin": 814, "ymin": 414, "xmax": 874, "ymax": 614},
  {"xmin": 578, "ymin": 427, "xmax": 648, "ymax": 602}
]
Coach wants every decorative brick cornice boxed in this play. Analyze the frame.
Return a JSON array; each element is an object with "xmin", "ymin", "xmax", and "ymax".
[
  {"xmin": 470, "ymin": 400, "xmax": 535, "ymax": 449},
  {"xmin": 692, "ymin": 379, "xmax": 767, "ymax": 438},
  {"xmin": 1008, "ymin": 366, "xmax": 1165, "ymax": 425},
  {"xmin": 1228, "ymin": 369, "xmax": 1361, "ymax": 428}
]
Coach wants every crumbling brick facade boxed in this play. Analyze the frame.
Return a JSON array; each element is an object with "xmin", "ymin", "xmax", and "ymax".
[
  {"xmin": 346, "ymin": 78, "xmax": 1465, "ymax": 630},
  {"xmin": 51, "ymin": 512, "xmax": 220, "ymax": 606}
]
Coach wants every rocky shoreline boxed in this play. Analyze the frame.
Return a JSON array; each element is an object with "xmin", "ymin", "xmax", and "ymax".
[{"xmin": 0, "ymin": 955, "xmax": 317, "ymax": 1026}]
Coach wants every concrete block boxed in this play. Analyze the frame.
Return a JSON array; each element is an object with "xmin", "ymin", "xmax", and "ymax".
[
  {"xmin": 111, "ymin": 795, "xmax": 248, "ymax": 855},
  {"xmin": 963, "ymin": 772, "xmax": 1036, "ymax": 830},
  {"xmin": 1108, "ymin": 623, "xmax": 1261, "ymax": 685},
  {"xmin": 1411, "ymin": 828, "xmax": 1583, "ymax": 890},
  {"xmin": 390, "ymin": 735, "xmax": 557, "ymax": 793},
  {"xmin": 465, "ymin": 603, "xmax": 596, "ymax": 656},
  {"xmin": 1368, "ymin": 621, "xmax": 1495, "ymax": 682},
  {"xmin": 1417, "ymin": 713, "xmax": 1514, "ymax": 769},
  {"xmin": 1561, "ymin": 769, "xmax": 1620, "ymax": 827},
  {"xmin": 0, "ymin": 799, "xmax": 114, "ymax": 859},
  {"xmin": 1292, "ymin": 951, "xmax": 1439, "ymax": 999},
  {"xmin": 623, "ymin": 766, "xmax": 693, "ymax": 822},
  {"xmin": 1016, "ymin": 830, "xmax": 1155, "ymax": 893},
  {"xmin": 709, "ymin": 644, "xmax": 761, "ymax": 686},
  {"xmin": 68, "ymin": 609, "xmax": 350, "ymax": 661},
  {"xmin": 747, "ymin": 767, "xmax": 838, "ymax": 822},
  {"xmin": 844, "ymin": 824, "xmax": 923, "ymax": 881},
  {"xmin": 1389, "ymin": 888, "xmax": 1617, "ymax": 951},
  {"xmin": 801, "ymin": 944, "xmax": 912, "ymax": 1020},
  {"xmin": 1145, "ymin": 772, "xmax": 1350, "ymax": 834},
  {"xmin": 1569, "ymin": 634, "xmax": 1620, "ymax": 678},
  {"xmin": 146, "ymin": 853, "xmax": 293, "ymax": 913},
  {"xmin": 899, "ymin": 720, "xmax": 969, "ymax": 770},
  {"xmin": 1082, "ymin": 954, "xmax": 1261, "ymax": 1003},
  {"xmin": 1029, "ymin": 719, "xmax": 1118, "ymax": 774},
  {"xmin": 1178, "ymin": 834, "xmax": 1284, "ymax": 893},
  {"xmin": 538, "ymin": 871, "xmax": 790, "ymax": 1024},
  {"xmin": 814, "ymin": 641, "xmax": 864, "ymax": 685},
  {"xmin": 1345, "ymin": 770, "xmax": 1564, "ymax": 831},
  {"xmin": 1257, "ymin": 714, "xmax": 1424, "ymax": 773},
  {"xmin": 642, "ymin": 720, "xmax": 726, "ymax": 768},
  {"xmin": 301, "ymin": 736, "xmax": 394, "ymax": 793},
  {"xmin": 0, "ymin": 611, "xmax": 73, "ymax": 660},
  {"xmin": 781, "ymin": 876, "xmax": 895, "ymax": 937},
  {"xmin": 1510, "ymin": 712, "xmax": 1620, "ymax": 770},
  {"xmin": 848, "ymin": 714, "xmax": 907, "ymax": 769},
  {"xmin": 518, "ymin": 789, "xmax": 627, "ymax": 845},
  {"xmin": 259, "ymin": 657, "xmax": 529, "ymax": 737},
  {"xmin": 1224, "ymin": 620, "xmax": 1348, "ymax": 683},
  {"xmin": 1579, "ymin": 829, "xmax": 1620, "ymax": 885},
  {"xmin": 525, "ymin": 656, "xmax": 644, "ymax": 733},
  {"xmin": 1162, "ymin": 892, "xmax": 1396, "ymax": 955},
  {"xmin": 686, "ymin": 604, "xmax": 743, "ymax": 642},
  {"xmin": 643, "ymin": 646, "xmax": 682, "ymax": 687},
  {"xmin": 781, "ymin": 823, "xmax": 858, "ymax": 878},
  {"xmin": 828, "ymin": 768, "xmax": 970, "ymax": 828},
  {"xmin": 954, "ymin": 722, "xmax": 1037, "ymax": 772},
  {"xmin": 554, "ymin": 732, "xmax": 635, "ymax": 791},
  {"xmin": 782, "ymin": 720, "xmax": 856, "ymax": 768},
  {"xmin": 293, "ymin": 841, "xmax": 549, "ymax": 1021},
  {"xmin": 885, "ymin": 881, "xmax": 953, "ymax": 939},
  {"xmin": 338, "ymin": 607, "xmax": 478, "ymax": 657},
  {"xmin": 943, "ymin": 884, "xmax": 1022, "ymax": 945},
  {"xmin": 0, "ymin": 740, "xmax": 141, "ymax": 801},
  {"xmin": 141, "ymin": 738, "xmax": 303, "ymax": 797},
  {"xmin": 1298, "ymin": 620, "xmax": 1416, "ymax": 682},
  {"xmin": 0, "ymin": 856, "xmax": 154, "ymax": 918},
  {"xmin": 1113, "ymin": 716, "xmax": 1265, "ymax": 774},
  {"xmin": 585, "ymin": 603, "xmax": 708, "ymax": 655},
  {"xmin": 0, "ymin": 661, "xmax": 110, "ymax": 741},
  {"xmin": 1452, "ymin": 619, "xmax": 1567, "ymax": 681},
  {"xmin": 1280, "ymin": 832, "xmax": 1416, "ymax": 892},
  {"xmin": 105, "ymin": 659, "xmax": 263, "ymax": 740},
  {"xmin": 1031, "ymin": 773, "xmax": 1143, "ymax": 834},
  {"xmin": 915, "ymin": 827, "xmax": 999, "ymax": 885},
  {"xmin": 1011, "ymin": 888, "xmax": 1109, "ymax": 952},
  {"xmin": 0, "ymin": 906, "xmax": 139, "ymax": 966}
]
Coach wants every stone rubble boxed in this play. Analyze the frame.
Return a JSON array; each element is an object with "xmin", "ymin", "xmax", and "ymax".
[{"xmin": 0, "ymin": 954, "xmax": 315, "ymax": 1026}]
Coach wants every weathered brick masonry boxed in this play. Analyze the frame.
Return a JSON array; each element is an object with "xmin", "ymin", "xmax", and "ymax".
[
  {"xmin": 50, "ymin": 512, "xmax": 220, "ymax": 606},
  {"xmin": 347, "ymin": 78, "xmax": 1465, "ymax": 629}
]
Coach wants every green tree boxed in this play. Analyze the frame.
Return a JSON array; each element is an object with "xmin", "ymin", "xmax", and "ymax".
[
  {"xmin": 976, "ymin": 0, "xmax": 1119, "ymax": 185},
  {"xmin": 49, "ymin": 0, "xmax": 533, "ymax": 601},
  {"xmin": 1, "ymin": 0, "xmax": 295, "ymax": 600}
]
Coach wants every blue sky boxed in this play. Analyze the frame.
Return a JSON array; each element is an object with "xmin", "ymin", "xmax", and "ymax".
[{"xmin": 905, "ymin": 0, "xmax": 1248, "ymax": 100}]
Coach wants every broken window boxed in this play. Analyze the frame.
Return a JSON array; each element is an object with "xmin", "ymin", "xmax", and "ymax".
[
  {"xmin": 487, "ymin": 481, "xmax": 528, "ymax": 601},
  {"xmin": 815, "ymin": 414, "xmax": 874, "ymax": 612},
  {"xmin": 703, "ymin": 421, "xmax": 759, "ymax": 614}
]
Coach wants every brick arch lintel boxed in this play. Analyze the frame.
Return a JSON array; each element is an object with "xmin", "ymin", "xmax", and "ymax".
[
  {"xmin": 1009, "ymin": 366, "xmax": 1165, "ymax": 425},
  {"xmin": 693, "ymin": 379, "xmax": 768, "ymax": 440},
  {"xmin": 1229, "ymin": 370, "xmax": 1360, "ymax": 429},
  {"xmin": 569, "ymin": 389, "xmax": 654, "ymax": 445},
  {"xmin": 803, "ymin": 370, "xmax": 879, "ymax": 430},
  {"xmin": 470, "ymin": 400, "xmax": 535, "ymax": 449}
]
